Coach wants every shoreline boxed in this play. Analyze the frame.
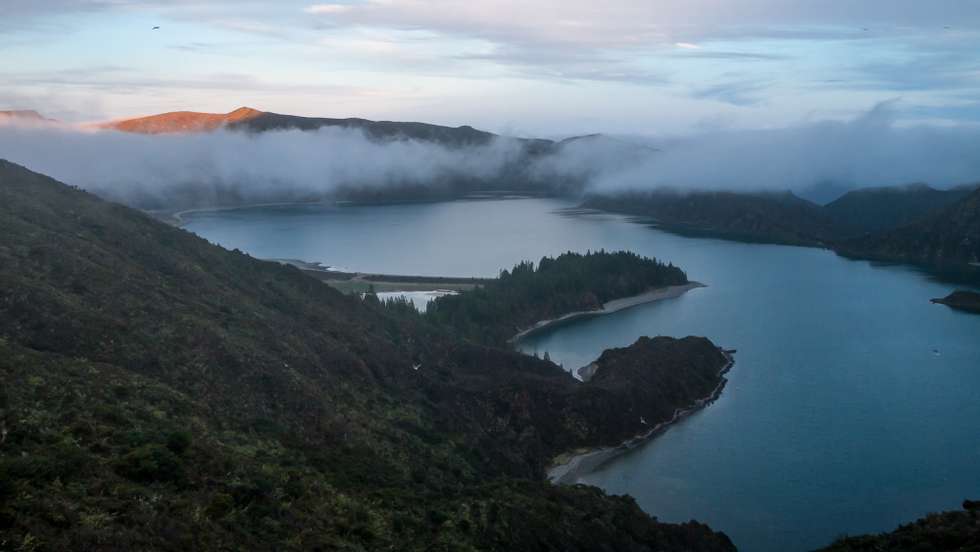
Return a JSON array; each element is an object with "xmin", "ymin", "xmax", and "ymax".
[
  {"xmin": 165, "ymin": 200, "xmax": 324, "ymax": 226},
  {"xmin": 510, "ymin": 282, "xmax": 705, "ymax": 343},
  {"xmin": 547, "ymin": 350, "xmax": 735, "ymax": 485},
  {"xmin": 156, "ymin": 191, "xmax": 547, "ymax": 227}
]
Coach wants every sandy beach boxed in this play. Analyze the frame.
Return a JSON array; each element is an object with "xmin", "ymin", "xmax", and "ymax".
[{"xmin": 510, "ymin": 281, "xmax": 705, "ymax": 343}]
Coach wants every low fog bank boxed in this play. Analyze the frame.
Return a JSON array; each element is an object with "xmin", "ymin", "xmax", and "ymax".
[
  {"xmin": 542, "ymin": 103, "xmax": 980, "ymax": 196},
  {"xmin": 2, "ymin": 102, "xmax": 979, "ymax": 210},
  {"xmin": 0, "ymin": 120, "xmax": 531, "ymax": 209}
]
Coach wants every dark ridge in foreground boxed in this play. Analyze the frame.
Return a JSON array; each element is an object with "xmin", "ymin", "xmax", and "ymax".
[
  {"xmin": 818, "ymin": 500, "xmax": 980, "ymax": 551},
  {"xmin": 0, "ymin": 159, "xmax": 734, "ymax": 551},
  {"xmin": 931, "ymin": 290, "xmax": 980, "ymax": 314}
]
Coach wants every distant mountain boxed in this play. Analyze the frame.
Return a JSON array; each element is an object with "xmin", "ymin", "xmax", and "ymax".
[
  {"xmin": 99, "ymin": 107, "xmax": 574, "ymax": 204},
  {"xmin": 104, "ymin": 106, "xmax": 554, "ymax": 151},
  {"xmin": 837, "ymin": 186, "xmax": 980, "ymax": 265},
  {"xmin": 0, "ymin": 109, "xmax": 53, "ymax": 123},
  {"xmin": 0, "ymin": 159, "xmax": 735, "ymax": 550},
  {"xmin": 103, "ymin": 106, "xmax": 264, "ymax": 134},
  {"xmin": 824, "ymin": 183, "xmax": 975, "ymax": 237},
  {"xmin": 582, "ymin": 189, "xmax": 836, "ymax": 246},
  {"xmin": 797, "ymin": 180, "xmax": 855, "ymax": 205}
]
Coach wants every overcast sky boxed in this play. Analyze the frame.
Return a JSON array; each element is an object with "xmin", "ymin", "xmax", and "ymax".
[{"xmin": 3, "ymin": 0, "xmax": 979, "ymax": 135}]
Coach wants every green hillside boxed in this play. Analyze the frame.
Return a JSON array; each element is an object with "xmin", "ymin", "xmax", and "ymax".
[{"xmin": 0, "ymin": 160, "xmax": 734, "ymax": 551}]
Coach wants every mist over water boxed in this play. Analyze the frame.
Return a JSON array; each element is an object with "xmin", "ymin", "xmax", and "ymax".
[{"xmin": 2, "ymin": 102, "xmax": 980, "ymax": 207}]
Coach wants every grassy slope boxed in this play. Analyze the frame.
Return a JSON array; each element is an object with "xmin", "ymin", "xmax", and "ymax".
[{"xmin": 0, "ymin": 160, "xmax": 734, "ymax": 551}]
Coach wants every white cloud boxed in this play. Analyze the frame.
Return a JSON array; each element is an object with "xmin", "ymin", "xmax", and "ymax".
[{"xmin": 305, "ymin": 3, "xmax": 355, "ymax": 15}]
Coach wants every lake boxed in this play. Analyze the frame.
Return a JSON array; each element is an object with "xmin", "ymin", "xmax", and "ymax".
[{"xmin": 184, "ymin": 197, "xmax": 980, "ymax": 552}]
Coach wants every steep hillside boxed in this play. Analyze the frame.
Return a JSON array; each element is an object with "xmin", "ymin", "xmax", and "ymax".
[
  {"xmin": 824, "ymin": 183, "xmax": 974, "ymax": 237},
  {"xmin": 0, "ymin": 160, "xmax": 735, "ymax": 550},
  {"xmin": 582, "ymin": 189, "xmax": 836, "ymax": 246},
  {"xmin": 837, "ymin": 187, "xmax": 980, "ymax": 265}
]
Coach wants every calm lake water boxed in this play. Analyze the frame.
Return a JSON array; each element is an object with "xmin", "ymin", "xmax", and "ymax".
[{"xmin": 184, "ymin": 198, "xmax": 980, "ymax": 552}]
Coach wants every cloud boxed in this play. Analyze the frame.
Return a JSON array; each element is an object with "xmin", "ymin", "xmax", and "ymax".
[
  {"xmin": 0, "ymin": 119, "xmax": 529, "ymax": 209},
  {"xmin": 570, "ymin": 101, "xmax": 980, "ymax": 193},
  {"xmin": 690, "ymin": 78, "xmax": 771, "ymax": 106},
  {"xmin": 3, "ymin": 101, "xmax": 979, "ymax": 212},
  {"xmin": 305, "ymin": 4, "xmax": 355, "ymax": 14}
]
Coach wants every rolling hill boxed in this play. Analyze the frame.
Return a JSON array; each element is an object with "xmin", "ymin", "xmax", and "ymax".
[
  {"xmin": 581, "ymin": 189, "xmax": 837, "ymax": 246},
  {"xmin": 824, "ymin": 183, "xmax": 975, "ymax": 237},
  {"xmin": 837, "ymin": 186, "xmax": 980, "ymax": 265}
]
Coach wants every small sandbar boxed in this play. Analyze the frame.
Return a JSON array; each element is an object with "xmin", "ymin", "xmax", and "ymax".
[{"xmin": 511, "ymin": 282, "xmax": 705, "ymax": 343}]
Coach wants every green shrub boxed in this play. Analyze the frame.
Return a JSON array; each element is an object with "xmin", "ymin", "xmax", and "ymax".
[
  {"xmin": 206, "ymin": 493, "xmax": 234, "ymax": 519},
  {"xmin": 116, "ymin": 444, "xmax": 183, "ymax": 483},
  {"xmin": 165, "ymin": 431, "xmax": 192, "ymax": 455}
]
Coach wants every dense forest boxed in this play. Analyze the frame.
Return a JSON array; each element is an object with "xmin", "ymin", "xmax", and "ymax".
[
  {"xmin": 423, "ymin": 250, "xmax": 688, "ymax": 345},
  {"xmin": 818, "ymin": 500, "xmax": 980, "ymax": 552},
  {"xmin": 581, "ymin": 190, "xmax": 837, "ymax": 246},
  {"xmin": 836, "ymin": 186, "xmax": 980, "ymax": 266},
  {"xmin": 0, "ymin": 160, "xmax": 735, "ymax": 551}
]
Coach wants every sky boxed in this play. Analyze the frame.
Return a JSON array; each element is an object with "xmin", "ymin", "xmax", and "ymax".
[{"xmin": 2, "ymin": 1, "xmax": 980, "ymax": 136}]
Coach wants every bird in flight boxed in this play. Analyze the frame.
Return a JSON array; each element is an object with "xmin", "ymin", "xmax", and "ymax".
[{"xmin": 152, "ymin": 26, "xmax": 160, "ymax": 30}]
